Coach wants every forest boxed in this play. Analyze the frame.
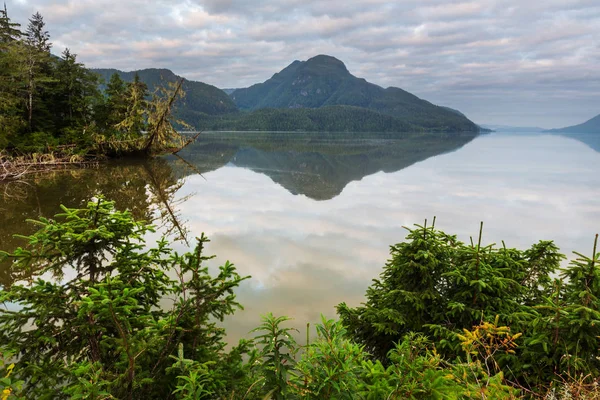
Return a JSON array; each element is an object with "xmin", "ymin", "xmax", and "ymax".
[
  {"xmin": 0, "ymin": 199, "xmax": 599, "ymax": 399},
  {"xmin": 0, "ymin": 6, "xmax": 189, "ymax": 180}
]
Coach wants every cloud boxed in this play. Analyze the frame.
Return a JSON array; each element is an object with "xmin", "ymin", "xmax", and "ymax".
[{"xmin": 5, "ymin": 0, "xmax": 600, "ymax": 126}]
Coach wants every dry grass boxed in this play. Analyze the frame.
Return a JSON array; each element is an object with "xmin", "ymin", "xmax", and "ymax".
[{"xmin": 542, "ymin": 376, "xmax": 600, "ymax": 400}]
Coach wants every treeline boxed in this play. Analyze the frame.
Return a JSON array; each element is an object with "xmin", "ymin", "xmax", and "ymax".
[
  {"xmin": 1, "ymin": 199, "xmax": 599, "ymax": 398},
  {"xmin": 188, "ymin": 106, "xmax": 427, "ymax": 132},
  {"xmin": 0, "ymin": 6, "xmax": 184, "ymax": 156}
]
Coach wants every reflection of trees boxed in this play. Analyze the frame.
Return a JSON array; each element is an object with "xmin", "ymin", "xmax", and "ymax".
[
  {"xmin": 0, "ymin": 157, "xmax": 191, "ymax": 287},
  {"xmin": 143, "ymin": 161, "xmax": 191, "ymax": 244}
]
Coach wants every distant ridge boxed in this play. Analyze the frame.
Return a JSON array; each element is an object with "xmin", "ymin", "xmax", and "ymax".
[
  {"xmin": 92, "ymin": 68, "xmax": 238, "ymax": 118},
  {"xmin": 230, "ymin": 55, "xmax": 479, "ymax": 132},
  {"xmin": 545, "ymin": 113, "xmax": 600, "ymax": 134},
  {"xmin": 481, "ymin": 125, "xmax": 545, "ymax": 133}
]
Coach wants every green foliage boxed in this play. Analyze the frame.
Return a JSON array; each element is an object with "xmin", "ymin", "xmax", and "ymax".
[
  {"xmin": 251, "ymin": 313, "xmax": 298, "ymax": 399},
  {"xmin": 192, "ymin": 106, "xmax": 421, "ymax": 133},
  {"xmin": 92, "ymin": 68, "xmax": 238, "ymax": 117},
  {"xmin": 1, "ymin": 193, "xmax": 599, "ymax": 398},
  {"xmin": 114, "ymin": 73, "xmax": 148, "ymax": 139},
  {"xmin": 0, "ymin": 352, "xmax": 24, "ymax": 400},
  {"xmin": 0, "ymin": 198, "xmax": 250, "ymax": 399},
  {"xmin": 0, "ymin": 6, "xmax": 191, "ymax": 157},
  {"xmin": 62, "ymin": 362, "xmax": 114, "ymax": 399},
  {"xmin": 51, "ymin": 48, "xmax": 102, "ymax": 138},
  {"xmin": 168, "ymin": 344, "xmax": 216, "ymax": 399},
  {"xmin": 290, "ymin": 317, "xmax": 367, "ymax": 399},
  {"xmin": 339, "ymin": 220, "xmax": 600, "ymax": 395}
]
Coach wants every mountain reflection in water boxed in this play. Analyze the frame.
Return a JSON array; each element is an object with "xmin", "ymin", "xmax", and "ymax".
[{"xmin": 170, "ymin": 132, "xmax": 478, "ymax": 200}]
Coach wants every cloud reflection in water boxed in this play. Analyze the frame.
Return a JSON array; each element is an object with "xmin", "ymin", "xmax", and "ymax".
[{"xmin": 168, "ymin": 133, "xmax": 600, "ymax": 342}]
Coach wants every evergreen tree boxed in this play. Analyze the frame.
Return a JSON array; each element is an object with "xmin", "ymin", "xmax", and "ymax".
[
  {"xmin": 0, "ymin": 199, "xmax": 250, "ymax": 399},
  {"xmin": 0, "ymin": 3, "xmax": 21, "ymax": 43},
  {"xmin": 25, "ymin": 11, "xmax": 50, "ymax": 52},
  {"xmin": 0, "ymin": 5, "xmax": 24, "ymax": 146},
  {"xmin": 22, "ymin": 11, "xmax": 53, "ymax": 132},
  {"xmin": 52, "ymin": 48, "xmax": 101, "ymax": 136},
  {"xmin": 102, "ymin": 73, "xmax": 128, "ymax": 132}
]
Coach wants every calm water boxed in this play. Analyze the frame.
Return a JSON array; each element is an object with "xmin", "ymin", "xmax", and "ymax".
[{"xmin": 1, "ymin": 131, "xmax": 599, "ymax": 343}]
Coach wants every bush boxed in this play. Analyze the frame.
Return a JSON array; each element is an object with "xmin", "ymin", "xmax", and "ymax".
[
  {"xmin": 0, "ymin": 198, "xmax": 250, "ymax": 399},
  {"xmin": 338, "ymin": 221, "xmax": 599, "ymax": 395}
]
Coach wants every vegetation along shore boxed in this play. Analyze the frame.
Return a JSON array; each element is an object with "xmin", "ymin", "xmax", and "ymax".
[
  {"xmin": 0, "ymin": 199, "xmax": 599, "ymax": 398},
  {"xmin": 0, "ymin": 7, "xmax": 198, "ymax": 181}
]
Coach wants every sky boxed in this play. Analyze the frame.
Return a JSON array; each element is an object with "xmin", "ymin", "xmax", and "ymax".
[{"xmin": 6, "ymin": 0, "xmax": 600, "ymax": 127}]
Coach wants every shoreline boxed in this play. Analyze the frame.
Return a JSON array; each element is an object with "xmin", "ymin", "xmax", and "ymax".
[{"xmin": 0, "ymin": 152, "xmax": 102, "ymax": 182}]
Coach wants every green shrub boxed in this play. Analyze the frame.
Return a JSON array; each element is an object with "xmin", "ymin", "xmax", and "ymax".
[{"xmin": 0, "ymin": 198, "xmax": 250, "ymax": 399}]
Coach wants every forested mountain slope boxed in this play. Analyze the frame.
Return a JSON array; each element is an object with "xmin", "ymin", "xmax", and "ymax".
[
  {"xmin": 92, "ymin": 68, "xmax": 238, "ymax": 117},
  {"xmin": 230, "ymin": 55, "xmax": 479, "ymax": 132}
]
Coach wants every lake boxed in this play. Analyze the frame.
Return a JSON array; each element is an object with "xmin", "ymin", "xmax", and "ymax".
[{"xmin": 1, "ymin": 131, "xmax": 599, "ymax": 343}]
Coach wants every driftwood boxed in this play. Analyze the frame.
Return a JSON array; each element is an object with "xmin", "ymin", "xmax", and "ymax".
[
  {"xmin": 0, "ymin": 153, "xmax": 99, "ymax": 182},
  {"xmin": 172, "ymin": 131, "xmax": 202, "ymax": 155}
]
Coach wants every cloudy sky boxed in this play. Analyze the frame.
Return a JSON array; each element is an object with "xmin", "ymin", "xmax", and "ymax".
[{"xmin": 7, "ymin": 0, "xmax": 600, "ymax": 127}]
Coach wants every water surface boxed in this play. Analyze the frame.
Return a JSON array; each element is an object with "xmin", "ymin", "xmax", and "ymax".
[{"xmin": 1, "ymin": 131, "xmax": 599, "ymax": 342}]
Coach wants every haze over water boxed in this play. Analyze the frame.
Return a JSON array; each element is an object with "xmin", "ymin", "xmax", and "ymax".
[{"xmin": 1, "ymin": 131, "xmax": 599, "ymax": 342}]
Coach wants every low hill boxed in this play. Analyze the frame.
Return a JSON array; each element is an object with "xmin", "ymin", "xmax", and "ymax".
[
  {"xmin": 546, "ymin": 114, "xmax": 600, "ymax": 134},
  {"xmin": 230, "ymin": 55, "xmax": 479, "ymax": 132},
  {"xmin": 92, "ymin": 68, "xmax": 238, "ymax": 117}
]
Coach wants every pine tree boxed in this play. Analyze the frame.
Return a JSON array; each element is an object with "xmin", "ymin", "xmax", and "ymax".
[
  {"xmin": 52, "ymin": 48, "xmax": 100, "ymax": 135},
  {"xmin": 25, "ymin": 12, "xmax": 50, "ymax": 52},
  {"xmin": 0, "ymin": 4, "xmax": 24, "ymax": 146},
  {"xmin": 0, "ymin": 3, "xmax": 21, "ymax": 43},
  {"xmin": 22, "ymin": 11, "xmax": 53, "ymax": 132}
]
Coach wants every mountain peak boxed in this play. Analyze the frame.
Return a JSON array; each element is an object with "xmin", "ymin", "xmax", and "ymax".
[
  {"xmin": 229, "ymin": 55, "xmax": 479, "ymax": 132},
  {"xmin": 303, "ymin": 54, "xmax": 349, "ymax": 74}
]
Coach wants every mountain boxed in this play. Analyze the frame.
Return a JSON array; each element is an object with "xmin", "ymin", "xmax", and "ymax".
[
  {"xmin": 92, "ymin": 68, "xmax": 238, "ymax": 118},
  {"xmin": 440, "ymin": 106, "xmax": 466, "ymax": 118},
  {"xmin": 230, "ymin": 55, "xmax": 479, "ymax": 132},
  {"xmin": 546, "ymin": 114, "xmax": 600, "ymax": 134}
]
